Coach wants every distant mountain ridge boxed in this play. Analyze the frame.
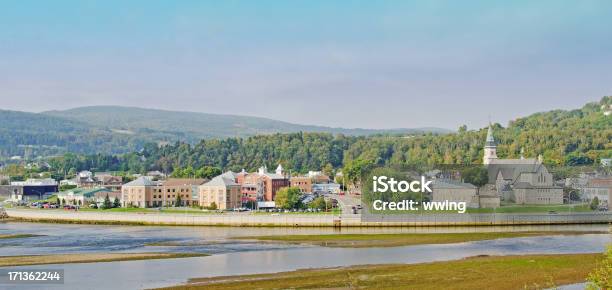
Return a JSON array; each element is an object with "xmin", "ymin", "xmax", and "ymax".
[
  {"xmin": 0, "ymin": 106, "xmax": 450, "ymax": 157},
  {"xmin": 43, "ymin": 106, "xmax": 449, "ymax": 140}
]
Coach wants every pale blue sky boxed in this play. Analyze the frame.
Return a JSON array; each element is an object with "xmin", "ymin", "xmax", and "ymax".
[{"xmin": 0, "ymin": 1, "xmax": 611, "ymax": 129}]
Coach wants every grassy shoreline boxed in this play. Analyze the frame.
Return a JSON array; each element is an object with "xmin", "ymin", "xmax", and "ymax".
[
  {"xmin": 0, "ymin": 252, "xmax": 208, "ymax": 267},
  {"xmin": 157, "ymin": 253, "xmax": 601, "ymax": 290},
  {"xmin": 0, "ymin": 234, "xmax": 43, "ymax": 239},
  {"xmin": 238, "ymin": 231, "xmax": 610, "ymax": 248}
]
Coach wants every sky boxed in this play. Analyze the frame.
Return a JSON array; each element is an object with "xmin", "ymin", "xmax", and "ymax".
[{"xmin": 0, "ymin": 1, "xmax": 611, "ymax": 130}]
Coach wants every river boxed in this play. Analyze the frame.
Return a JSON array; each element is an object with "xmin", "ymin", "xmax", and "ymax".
[{"xmin": 0, "ymin": 222, "xmax": 609, "ymax": 289}]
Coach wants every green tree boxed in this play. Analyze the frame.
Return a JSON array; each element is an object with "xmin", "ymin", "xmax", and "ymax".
[
  {"xmin": 275, "ymin": 187, "xmax": 302, "ymax": 209},
  {"xmin": 462, "ymin": 167, "xmax": 489, "ymax": 187},
  {"xmin": 113, "ymin": 197, "xmax": 120, "ymax": 208},
  {"xmin": 587, "ymin": 245, "xmax": 612, "ymax": 289},
  {"xmin": 322, "ymin": 163, "xmax": 334, "ymax": 177},
  {"xmin": 309, "ymin": 197, "xmax": 327, "ymax": 210},
  {"xmin": 208, "ymin": 202, "xmax": 217, "ymax": 210},
  {"xmin": 175, "ymin": 195, "xmax": 182, "ymax": 207},
  {"xmin": 590, "ymin": 197, "xmax": 600, "ymax": 210},
  {"xmin": 102, "ymin": 194, "xmax": 112, "ymax": 209}
]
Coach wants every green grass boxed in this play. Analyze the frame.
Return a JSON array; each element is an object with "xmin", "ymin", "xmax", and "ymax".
[
  {"xmin": 0, "ymin": 234, "xmax": 43, "ymax": 239},
  {"xmin": 0, "ymin": 252, "xmax": 208, "ymax": 267},
  {"xmin": 158, "ymin": 253, "xmax": 602, "ymax": 290},
  {"xmin": 239, "ymin": 231, "xmax": 609, "ymax": 248}
]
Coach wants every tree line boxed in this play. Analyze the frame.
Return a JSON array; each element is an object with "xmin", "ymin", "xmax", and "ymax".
[{"xmin": 37, "ymin": 97, "xmax": 610, "ymax": 178}]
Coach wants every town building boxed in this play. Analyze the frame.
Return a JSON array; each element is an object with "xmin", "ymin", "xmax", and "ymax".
[
  {"xmin": 432, "ymin": 180, "xmax": 480, "ymax": 208},
  {"xmin": 199, "ymin": 175, "xmax": 241, "ymax": 210},
  {"xmin": 241, "ymin": 165, "xmax": 289, "ymax": 202},
  {"xmin": 121, "ymin": 177, "xmax": 159, "ymax": 208},
  {"xmin": 484, "ymin": 124, "xmax": 563, "ymax": 205},
  {"xmin": 290, "ymin": 171, "xmax": 333, "ymax": 194},
  {"xmin": 96, "ymin": 173, "xmax": 123, "ymax": 191},
  {"xmin": 431, "ymin": 180, "xmax": 500, "ymax": 209},
  {"xmin": 57, "ymin": 187, "xmax": 114, "ymax": 206},
  {"xmin": 122, "ymin": 177, "xmax": 206, "ymax": 208},
  {"xmin": 9, "ymin": 178, "xmax": 58, "ymax": 201},
  {"xmin": 581, "ymin": 178, "xmax": 612, "ymax": 206},
  {"xmin": 312, "ymin": 183, "xmax": 341, "ymax": 194},
  {"xmin": 156, "ymin": 178, "xmax": 207, "ymax": 207},
  {"xmin": 290, "ymin": 176, "xmax": 312, "ymax": 194}
]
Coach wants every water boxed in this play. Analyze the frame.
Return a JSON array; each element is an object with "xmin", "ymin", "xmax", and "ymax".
[{"xmin": 0, "ymin": 222, "xmax": 609, "ymax": 289}]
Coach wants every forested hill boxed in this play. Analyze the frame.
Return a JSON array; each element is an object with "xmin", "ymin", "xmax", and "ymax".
[
  {"xmin": 0, "ymin": 106, "xmax": 448, "ymax": 157},
  {"xmin": 47, "ymin": 97, "xmax": 611, "ymax": 175},
  {"xmin": 44, "ymin": 106, "xmax": 448, "ymax": 140}
]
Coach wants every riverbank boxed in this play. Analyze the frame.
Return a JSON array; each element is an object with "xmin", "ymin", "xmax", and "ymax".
[
  {"xmin": 158, "ymin": 253, "xmax": 600, "ymax": 290},
  {"xmin": 0, "ymin": 233, "xmax": 42, "ymax": 239},
  {"xmin": 239, "ymin": 231, "xmax": 610, "ymax": 248},
  {"xmin": 6, "ymin": 208, "xmax": 612, "ymax": 227},
  {"xmin": 0, "ymin": 252, "xmax": 208, "ymax": 267}
]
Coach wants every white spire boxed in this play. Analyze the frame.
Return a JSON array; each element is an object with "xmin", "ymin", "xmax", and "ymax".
[{"xmin": 483, "ymin": 122, "xmax": 498, "ymax": 165}]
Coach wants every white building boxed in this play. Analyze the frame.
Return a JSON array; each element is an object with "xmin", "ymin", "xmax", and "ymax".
[{"xmin": 484, "ymin": 124, "xmax": 563, "ymax": 205}]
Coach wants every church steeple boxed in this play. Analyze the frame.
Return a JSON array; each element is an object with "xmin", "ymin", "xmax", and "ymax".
[{"xmin": 483, "ymin": 123, "xmax": 498, "ymax": 165}]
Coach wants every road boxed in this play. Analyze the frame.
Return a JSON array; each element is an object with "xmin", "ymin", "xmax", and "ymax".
[{"xmin": 327, "ymin": 193, "xmax": 361, "ymax": 215}]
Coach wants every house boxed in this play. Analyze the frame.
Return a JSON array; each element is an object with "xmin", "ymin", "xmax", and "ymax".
[
  {"xmin": 98, "ymin": 174, "xmax": 123, "ymax": 191},
  {"xmin": 581, "ymin": 178, "xmax": 612, "ymax": 206},
  {"xmin": 57, "ymin": 187, "xmax": 113, "ymax": 206},
  {"xmin": 199, "ymin": 175, "xmax": 241, "ymax": 210},
  {"xmin": 76, "ymin": 171, "xmax": 97, "ymax": 188},
  {"xmin": 93, "ymin": 191, "xmax": 122, "ymax": 206}
]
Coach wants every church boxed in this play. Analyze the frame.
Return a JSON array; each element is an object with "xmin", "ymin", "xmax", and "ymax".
[{"xmin": 483, "ymin": 125, "xmax": 564, "ymax": 205}]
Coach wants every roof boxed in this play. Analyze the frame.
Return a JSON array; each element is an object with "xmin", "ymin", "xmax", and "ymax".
[
  {"xmin": 203, "ymin": 175, "xmax": 239, "ymax": 187},
  {"xmin": 94, "ymin": 191, "xmax": 121, "ymax": 199},
  {"xmin": 123, "ymin": 176, "xmax": 158, "ymax": 187},
  {"xmin": 58, "ymin": 187, "xmax": 112, "ymax": 197},
  {"xmin": 433, "ymin": 179, "xmax": 477, "ymax": 189},
  {"xmin": 162, "ymin": 178, "xmax": 207, "ymax": 186},
  {"xmin": 487, "ymin": 159, "xmax": 542, "ymax": 183},
  {"xmin": 11, "ymin": 178, "xmax": 58, "ymax": 186},
  {"xmin": 586, "ymin": 178, "xmax": 612, "ymax": 188}
]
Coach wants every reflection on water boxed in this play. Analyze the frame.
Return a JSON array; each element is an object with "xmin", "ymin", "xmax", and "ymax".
[{"xmin": 0, "ymin": 222, "xmax": 609, "ymax": 289}]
